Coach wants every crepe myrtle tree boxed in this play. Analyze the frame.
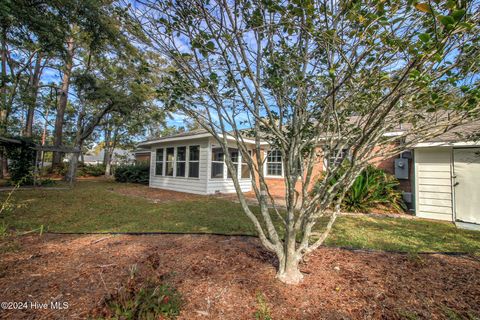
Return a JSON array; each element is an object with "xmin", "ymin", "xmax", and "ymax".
[{"xmin": 132, "ymin": 0, "xmax": 480, "ymax": 284}]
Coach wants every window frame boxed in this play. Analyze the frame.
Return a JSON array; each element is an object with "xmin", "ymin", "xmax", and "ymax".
[
  {"xmin": 211, "ymin": 147, "xmax": 225, "ymax": 179},
  {"xmin": 175, "ymin": 146, "xmax": 187, "ymax": 177},
  {"xmin": 326, "ymin": 148, "xmax": 349, "ymax": 169},
  {"xmin": 227, "ymin": 148, "xmax": 240, "ymax": 179},
  {"xmin": 165, "ymin": 147, "xmax": 175, "ymax": 176},
  {"xmin": 155, "ymin": 148, "xmax": 164, "ymax": 176},
  {"xmin": 188, "ymin": 145, "xmax": 200, "ymax": 178},
  {"xmin": 265, "ymin": 149, "xmax": 284, "ymax": 178}
]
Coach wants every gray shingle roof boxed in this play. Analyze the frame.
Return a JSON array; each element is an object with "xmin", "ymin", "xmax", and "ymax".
[{"xmin": 425, "ymin": 121, "xmax": 480, "ymax": 142}]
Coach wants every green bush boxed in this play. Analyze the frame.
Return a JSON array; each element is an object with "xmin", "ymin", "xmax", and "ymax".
[
  {"xmin": 38, "ymin": 178, "xmax": 57, "ymax": 187},
  {"xmin": 4, "ymin": 137, "xmax": 36, "ymax": 185},
  {"xmin": 78, "ymin": 163, "xmax": 105, "ymax": 177},
  {"xmin": 316, "ymin": 164, "xmax": 406, "ymax": 213},
  {"xmin": 103, "ymin": 282, "xmax": 182, "ymax": 320},
  {"xmin": 48, "ymin": 162, "xmax": 68, "ymax": 176},
  {"xmin": 114, "ymin": 164, "xmax": 149, "ymax": 184}
]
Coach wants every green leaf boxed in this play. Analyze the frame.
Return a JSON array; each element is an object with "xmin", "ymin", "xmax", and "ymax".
[
  {"xmin": 439, "ymin": 15, "xmax": 455, "ymax": 27},
  {"xmin": 205, "ymin": 41, "xmax": 215, "ymax": 51},
  {"xmin": 451, "ymin": 9, "xmax": 466, "ymax": 21},
  {"xmin": 458, "ymin": 22, "xmax": 474, "ymax": 30},
  {"xmin": 414, "ymin": 3, "xmax": 432, "ymax": 13},
  {"xmin": 418, "ymin": 33, "xmax": 430, "ymax": 42}
]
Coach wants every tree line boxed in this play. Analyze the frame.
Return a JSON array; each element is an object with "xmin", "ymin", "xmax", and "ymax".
[{"xmin": 0, "ymin": 0, "xmax": 171, "ymax": 180}]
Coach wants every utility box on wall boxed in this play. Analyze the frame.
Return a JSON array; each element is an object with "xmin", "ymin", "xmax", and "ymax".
[{"xmin": 395, "ymin": 158, "xmax": 409, "ymax": 180}]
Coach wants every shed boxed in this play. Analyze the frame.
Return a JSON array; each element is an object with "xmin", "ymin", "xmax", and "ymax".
[{"xmin": 413, "ymin": 122, "xmax": 480, "ymax": 230}]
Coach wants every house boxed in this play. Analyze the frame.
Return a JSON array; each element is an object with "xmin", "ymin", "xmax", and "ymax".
[
  {"xmin": 137, "ymin": 128, "xmax": 400, "ymax": 196},
  {"xmin": 137, "ymin": 129, "xmax": 257, "ymax": 194},
  {"xmin": 137, "ymin": 124, "xmax": 480, "ymax": 230},
  {"xmin": 82, "ymin": 148, "xmax": 134, "ymax": 165},
  {"xmin": 133, "ymin": 148, "xmax": 151, "ymax": 164}
]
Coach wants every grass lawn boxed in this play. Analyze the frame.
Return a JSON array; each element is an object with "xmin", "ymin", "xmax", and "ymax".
[{"xmin": 2, "ymin": 180, "xmax": 480, "ymax": 253}]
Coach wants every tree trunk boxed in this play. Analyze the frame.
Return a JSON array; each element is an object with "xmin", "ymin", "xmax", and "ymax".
[
  {"xmin": 103, "ymin": 125, "xmax": 111, "ymax": 175},
  {"xmin": 65, "ymin": 151, "xmax": 79, "ymax": 187},
  {"xmin": 1, "ymin": 29, "xmax": 8, "ymax": 178},
  {"xmin": 52, "ymin": 37, "xmax": 75, "ymax": 168},
  {"xmin": 105, "ymin": 152, "xmax": 111, "ymax": 176},
  {"xmin": 276, "ymin": 234, "xmax": 303, "ymax": 284},
  {"xmin": 24, "ymin": 52, "xmax": 43, "ymax": 137}
]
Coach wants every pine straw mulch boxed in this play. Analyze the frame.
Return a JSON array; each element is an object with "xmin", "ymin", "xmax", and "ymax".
[{"xmin": 0, "ymin": 234, "xmax": 479, "ymax": 320}]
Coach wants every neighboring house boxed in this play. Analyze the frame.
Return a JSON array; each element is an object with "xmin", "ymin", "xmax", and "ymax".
[
  {"xmin": 82, "ymin": 149, "xmax": 134, "ymax": 165},
  {"xmin": 137, "ymin": 124, "xmax": 480, "ymax": 230},
  {"xmin": 133, "ymin": 148, "xmax": 151, "ymax": 164}
]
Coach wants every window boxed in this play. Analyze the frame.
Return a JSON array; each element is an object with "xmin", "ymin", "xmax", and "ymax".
[
  {"xmin": 176, "ymin": 146, "xmax": 186, "ymax": 177},
  {"xmin": 211, "ymin": 147, "xmax": 224, "ymax": 178},
  {"xmin": 188, "ymin": 145, "xmax": 200, "ymax": 178},
  {"xmin": 155, "ymin": 148, "xmax": 164, "ymax": 176},
  {"xmin": 266, "ymin": 150, "xmax": 283, "ymax": 176},
  {"xmin": 166, "ymin": 147, "xmax": 175, "ymax": 176},
  {"xmin": 227, "ymin": 148, "xmax": 239, "ymax": 178},
  {"xmin": 328, "ymin": 148, "xmax": 348, "ymax": 168},
  {"xmin": 241, "ymin": 151, "xmax": 251, "ymax": 179}
]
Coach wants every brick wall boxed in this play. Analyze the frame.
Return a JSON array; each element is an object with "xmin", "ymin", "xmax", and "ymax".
[{"xmin": 259, "ymin": 144, "xmax": 412, "ymax": 199}]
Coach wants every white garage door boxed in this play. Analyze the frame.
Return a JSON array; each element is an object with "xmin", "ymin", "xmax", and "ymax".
[
  {"xmin": 453, "ymin": 148, "xmax": 480, "ymax": 224},
  {"xmin": 415, "ymin": 148, "xmax": 453, "ymax": 221}
]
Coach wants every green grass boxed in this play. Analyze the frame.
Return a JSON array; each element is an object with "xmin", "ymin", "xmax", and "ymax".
[
  {"xmin": 327, "ymin": 215, "xmax": 480, "ymax": 253},
  {"xmin": 1, "ymin": 181, "xmax": 479, "ymax": 253}
]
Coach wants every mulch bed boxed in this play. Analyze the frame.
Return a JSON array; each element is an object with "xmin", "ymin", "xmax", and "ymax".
[{"xmin": 0, "ymin": 234, "xmax": 479, "ymax": 319}]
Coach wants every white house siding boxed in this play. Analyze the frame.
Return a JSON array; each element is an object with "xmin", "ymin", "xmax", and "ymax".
[
  {"xmin": 147, "ymin": 136, "xmax": 253, "ymax": 195},
  {"xmin": 149, "ymin": 138, "xmax": 209, "ymax": 194},
  {"xmin": 414, "ymin": 147, "xmax": 453, "ymax": 221}
]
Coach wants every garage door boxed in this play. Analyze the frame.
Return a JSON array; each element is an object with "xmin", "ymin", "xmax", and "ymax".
[
  {"xmin": 415, "ymin": 148, "xmax": 453, "ymax": 221},
  {"xmin": 453, "ymin": 148, "xmax": 480, "ymax": 224}
]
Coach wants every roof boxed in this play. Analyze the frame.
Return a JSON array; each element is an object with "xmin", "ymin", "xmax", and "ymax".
[
  {"xmin": 137, "ymin": 128, "xmax": 259, "ymax": 147},
  {"xmin": 425, "ymin": 121, "xmax": 480, "ymax": 143},
  {"xmin": 83, "ymin": 149, "xmax": 134, "ymax": 163},
  {"xmin": 140, "ymin": 129, "xmax": 209, "ymax": 143}
]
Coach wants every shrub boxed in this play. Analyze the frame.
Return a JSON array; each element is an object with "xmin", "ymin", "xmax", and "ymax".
[
  {"xmin": 78, "ymin": 163, "xmax": 105, "ymax": 177},
  {"xmin": 4, "ymin": 137, "xmax": 36, "ymax": 185},
  {"xmin": 101, "ymin": 282, "xmax": 182, "ymax": 320},
  {"xmin": 48, "ymin": 162, "xmax": 68, "ymax": 176},
  {"xmin": 316, "ymin": 164, "xmax": 406, "ymax": 213},
  {"xmin": 254, "ymin": 293, "xmax": 272, "ymax": 320},
  {"xmin": 38, "ymin": 178, "xmax": 57, "ymax": 187},
  {"xmin": 114, "ymin": 164, "xmax": 149, "ymax": 185}
]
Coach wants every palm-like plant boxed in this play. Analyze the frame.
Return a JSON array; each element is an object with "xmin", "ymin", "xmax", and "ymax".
[{"xmin": 317, "ymin": 165, "xmax": 407, "ymax": 213}]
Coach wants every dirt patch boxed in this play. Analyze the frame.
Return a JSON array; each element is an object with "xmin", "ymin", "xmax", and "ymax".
[
  {"xmin": 0, "ymin": 234, "xmax": 479, "ymax": 319},
  {"xmin": 113, "ymin": 184, "xmax": 208, "ymax": 203}
]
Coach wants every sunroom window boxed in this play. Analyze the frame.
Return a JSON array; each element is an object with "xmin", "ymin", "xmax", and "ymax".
[
  {"xmin": 176, "ymin": 146, "xmax": 186, "ymax": 177},
  {"xmin": 155, "ymin": 148, "xmax": 164, "ymax": 176},
  {"xmin": 211, "ymin": 147, "xmax": 224, "ymax": 178},
  {"xmin": 165, "ymin": 147, "xmax": 174, "ymax": 176},
  {"xmin": 227, "ymin": 148, "xmax": 239, "ymax": 178},
  {"xmin": 189, "ymin": 145, "xmax": 200, "ymax": 178}
]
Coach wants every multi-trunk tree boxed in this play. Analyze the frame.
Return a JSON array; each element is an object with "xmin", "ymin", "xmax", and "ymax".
[{"xmin": 134, "ymin": 0, "xmax": 480, "ymax": 283}]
